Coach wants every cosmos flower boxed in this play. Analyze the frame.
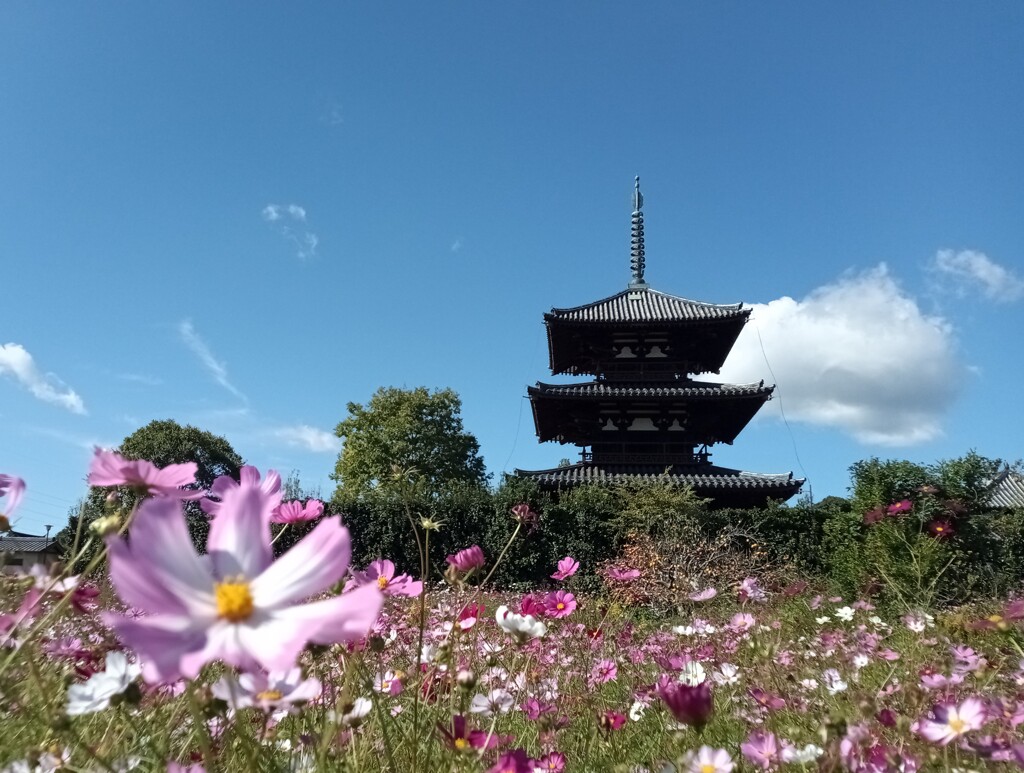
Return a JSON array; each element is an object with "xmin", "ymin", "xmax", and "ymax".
[
  {"xmin": 680, "ymin": 746, "xmax": 734, "ymax": 773},
  {"xmin": 0, "ymin": 474, "xmax": 25, "ymax": 527},
  {"xmin": 658, "ymin": 676, "xmax": 713, "ymax": 728},
  {"xmin": 927, "ymin": 519, "xmax": 955, "ymax": 539},
  {"xmin": 212, "ymin": 667, "xmax": 321, "ymax": 713},
  {"xmin": 741, "ymin": 730, "xmax": 781, "ymax": 770},
  {"xmin": 495, "ymin": 605, "xmax": 547, "ymax": 643},
  {"xmin": 103, "ymin": 466, "xmax": 383, "ymax": 683},
  {"xmin": 550, "ymin": 556, "xmax": 579, "ymax": 581},
  {"xmin": 446, "ymin": 545, "xmax": 485, "ymax": 573},
  {"xmin": 916, "ymin": 697, "xmax": 986, "ymax": 745},
  {"xmin": 689, "ymin": 587, "xmax": 718, "ymax": 602},
  {"xmin": 65, "ymin": 651, "xmax": 140, "ymax": 716},
  {"xmin": 348, "ymin": 559, "xmax": 423, "ymax": 598},
  {"xmin": 88, "ymin": 448, "xmax": 203, "ymax": 499},
  {"xmin": 544, "ymin": 590, "xmax": 576, "ymax": 618},
  {"xmin": 270, "ymin": 499, "xmax": 324, "ymax": 524},
  {"xmin": 886, "ymin": 499, "xmax": 913, "ymax": 516},
  {"xmin": 605, "ymin": 566, "xmax": 640, "ymax": 581}
]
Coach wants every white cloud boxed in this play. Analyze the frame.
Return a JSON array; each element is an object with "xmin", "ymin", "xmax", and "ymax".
[
  {"xmin": 273, "ymin": 424, "xmax": 341, "ymax": 453},
  {"xmin": 0, "ymin": 343, "xmax": 86, "ymax": 414},
  {"xmin": 262, "ymin": 203, "xmax": 318, "ymax": 259},
  {"xmin": 931, "ymin": 249, "xmax": 1024, "ymax": 302},
  {"xmin": 178, "ymin": 320, "xmax": 247, "ymax": 402},
  {"xmin": 451, "ymin": 238, "xmax": 463, "ymax": 253},
  {"xmin": 717, "ymin": 265, "xmax": 962, "ymax": 446}
]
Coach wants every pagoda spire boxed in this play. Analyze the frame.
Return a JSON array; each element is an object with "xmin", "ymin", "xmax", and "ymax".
[{"xmin": 629, "ymin": 176, "xmax": 648, "ymax": 289}]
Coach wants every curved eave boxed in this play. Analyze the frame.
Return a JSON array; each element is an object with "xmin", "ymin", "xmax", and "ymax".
[
  {"xmin": 545, "ymin": 287, "xmax": 749, "ymax": 323},
  {"xmin": 514, "ymin": 463, "xmax": 804, "ymax": 506},
  {"xmin": 527, "ymin": 383, "xmax": 773, "ymax": 444},
  {"xmin": 544, "ymin": 314, "xmax": 749, "ymax": 376}
]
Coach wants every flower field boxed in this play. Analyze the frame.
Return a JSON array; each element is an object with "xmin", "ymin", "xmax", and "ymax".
[{"xmin": 2, "ymin": 458, "xmax": 1024, "ymax": 772}]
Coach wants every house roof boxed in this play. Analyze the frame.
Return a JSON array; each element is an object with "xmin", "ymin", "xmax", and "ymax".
[
  {"xmin": 988, "ymin": 468, "xmax": 1024, "ymax": 509},
  {"xmin": 545, "ymin": 287, "xmax": 749, "ymax": 325},
  {"xmin": 0, "ymin": 530, "xmax": 59, "ymax": 554},
  {"xmin": 529, "ymin": 380, "xmax": 773, "ymax": 400}
]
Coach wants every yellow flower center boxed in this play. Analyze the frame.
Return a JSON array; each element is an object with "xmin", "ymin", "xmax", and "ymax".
[
  {"xmin": 256, "ymin": 689, "xmax": 283, "ymax": 702},
  {"xmin": 701, "ymin": 765, "xmax": 716, "ymax": 773},
  {"xmin": 557, "ymin": 602, "xmax": 565, "ymax": 610},
  {"xmin": 215, "ymin": 580, "xmax": 254, "ymax": 622},
  {"xmin": 453, "ymin": 738, "xmax": 468, "ymax": 750},
  {"xmin": 948, "ymin": 717, "xmax": 966, "ymax": 734},
  {"xmin": 377, "ymin": 575, "xmax": 389, "ymax": 589}
]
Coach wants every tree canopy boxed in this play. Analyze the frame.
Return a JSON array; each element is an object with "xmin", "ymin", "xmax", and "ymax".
[
  {"xmin": 58, "ymin": 419, "xmax": 243, "ymax": 562},
  {"xmin": 331, "ymin": 386, "xmax": 487, "ymax": 499}
]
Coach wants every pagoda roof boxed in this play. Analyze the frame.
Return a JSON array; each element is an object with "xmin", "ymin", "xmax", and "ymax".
[
  {"xmin": 545, "ymin": 286, "xmax": 749, "ymax": 325},
  {"xmin": 514, "ymin": 462, "xmax": 803, "ymax": 505},
  {"xmin": 988, "ymin": 467, "xmax": 1024, "ymax": 509},
  {"xmin": 529, "ymin": 380, "xmax": 772, "ymax": 400}
]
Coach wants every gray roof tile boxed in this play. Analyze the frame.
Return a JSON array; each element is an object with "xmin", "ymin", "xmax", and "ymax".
[
  {"xmin": 530, "ymin": 380, "xmax": 773, "ymax": 399},
  {"xmin": 988, "ymin": 468, "xmax": 1024, "ymax": 509},
  {"xmin": 546, "ymin": 287, "xmax": 748, "ymax": 323},
  {"xmin": 515, "ymin": 462, "xmax": 802, "ymax": 490}
]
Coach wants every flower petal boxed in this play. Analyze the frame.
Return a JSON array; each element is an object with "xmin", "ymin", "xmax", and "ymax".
[
  {"xmin": 207, "ymin": 471, "xmax": 278, "ymax": 579},
  {"xmin": 250, "ymin": 517, "xmax": 350, "ymax": 608}
]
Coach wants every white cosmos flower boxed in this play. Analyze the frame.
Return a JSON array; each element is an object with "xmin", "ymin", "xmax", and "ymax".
[
  {"xmin": 815, "ymin": 616, "xmax": 832, "ymax": 625},
  {"xmin": 834, "ymin": 606, "xmax": 855, "ymax": 622},
  {"xmin": 469, "ymin": 688, "xmax": 514, "ymax": 717},
  {"xmin": 678, "ymin": 661, "xmax": 707, "ymax": 686},
  {"xmin": 65, "ymin": 651, "xmax": 141, "ymax": 716},
  {"xmin": 672, "ymin": 625, "xmax": 696, "ymax": 636},
  {"xmin": 823, "ymin": 668, "xmax": 848, "ymax": 694},
  {"xmin": 495, "ymin": 605, "xmax": 547, "ymax": 643},
  {"xmin": 629, "ymin": 700, "xmax": 648, "ymax": 721},
  {"xmin": 712, "ymin": 663, "xmax": 741, "ymax": 686}
]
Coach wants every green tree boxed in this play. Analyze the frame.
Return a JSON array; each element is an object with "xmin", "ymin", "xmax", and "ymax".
[
  {"xmin": 331, "ymin": 387, "xmax": 487, "ymax": 500},
  {"xmin": 58, "ymin": 420, "xmax": 243, "ymax": 566}
]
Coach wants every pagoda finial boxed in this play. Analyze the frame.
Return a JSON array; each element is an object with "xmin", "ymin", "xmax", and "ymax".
[{"xmin": 629, "ymin": 176, "xmax": 648, "ymax": 289}]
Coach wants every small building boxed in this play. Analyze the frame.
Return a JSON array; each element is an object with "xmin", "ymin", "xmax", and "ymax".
[
  {"xmin": 516, "ymin": 178, "xmax": 803, "ymax": 508},
  {"xmin": 0, "ymin": 530, "xmax": 61, "ymax": 574}
]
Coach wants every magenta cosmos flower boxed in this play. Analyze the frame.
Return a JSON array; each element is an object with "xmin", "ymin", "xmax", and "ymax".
[
  {"xmin": 103, "ymin": 466, "xmax": 383, "ymax": 683},
  {"xmin": 658, "ymin": 676, "xmax": 714, "ymax": 728},
  {"xmin": 545, "ymin": 590, "xmax": 576, "ymax": 618},
  {"xmin": 348, "ymin": 559, "xmax": 423, "ymax": 597},
  {"xmin": 550, "ymin": 556, "xmax": 579, "ymax": 581},
  {"xmin": 271, "ymin": 498, "xmax": 324, "ymax": 524},
  {"xmin": 88, "ymin": 448, "xmax": 203, "ymax": 499},
  {"xmin": 446, "ymin": 545, "xmax": 485, "ymax": 573}
]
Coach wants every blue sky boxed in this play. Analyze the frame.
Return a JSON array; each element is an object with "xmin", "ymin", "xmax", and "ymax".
[{"xmin": 3, "ymin": 3, "xmax": 1023, "ymax": 533}]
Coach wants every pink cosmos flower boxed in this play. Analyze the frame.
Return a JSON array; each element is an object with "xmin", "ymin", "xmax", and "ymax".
[
  {"xmin": 88, "ymin": 448, "xmax": 203, "ymax": 499},
  {"xmin": 270, "ymin": 499, "xmax": 324, "ymax": 524},
  {"xmin": 457, "ymin": 603, "xmax": 485, "ymax": 630},
  {"xmin": 0, "ymin": 474, "xmax": 25, "ymax": 525},
  {"xmin": 550, "ymin": 556, "xmax": 579, "ymax": 581},
  {"xmin": 437, "ymin": 715, "xmax": 500, "ymax": 751},
  {"xmin": 729, "ymin": 612, "xmax": 756, "ymax": 632},
  {"xmin": 520, "ymin": 593, "xmax": 545, "ymax": 617},
  {"xmin": 489, "ymin": 749, "xmax": 532, "ymax": 773},
  {"xmin": 212, "ymin": 667, "xmax": 321, "ymax": 713},
  {"xmin": 544, "ymin": 590, "xmax": 576, "ymax": 618},
  {"xmin": 916, "ymin": 697, "xmax": 986, "ymax": 745},
  {"xmin": 681, "ymin": 746, "xmax": 734, "ymax": 773},
  {"xmin": 738, "ymin": 577, "xmax": 767, "ymax": 603},
  {"xmin": 886, "ymin": 499, "xmax": 913, "ymax": 516},
  {"xmin": 599, "ymin": 710, "xmax": 626, "ymax": 731},
  {"xmin": 589, "ymin": 658, "xmax": 618, "ymax": 686},
  {"xmin": 535, "ymin": 752, "xmax": 566, "ymax": 772},
  {"xmin": 741, "ymin": 730, "xmax": 781, "ymax": 770},
  {"xmin": 689, "ymin": 587, "xmax": 717, "ymax": 602},
  {"xmin": 348, "ymin": 559, "xmax": 423, "ymax": 597},
  {"xmin": 102, "ymin": 466, "xmax": 383, "ymax": 683},
  {"xmin": 201, "ymin": 466, "xmax": 281, "ymax": 517},
  {"xmin": 446, "ymin": 545, "xmax": 485, "ymax": 573},
  {"xmin": 605, "ymin": 566, "xmax": 641, "ymax": 581}
]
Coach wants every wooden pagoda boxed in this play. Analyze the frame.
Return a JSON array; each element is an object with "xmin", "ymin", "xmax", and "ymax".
[{"xmin": 515, "ymin": 179, "xmax": 803, "ymax": 508}]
